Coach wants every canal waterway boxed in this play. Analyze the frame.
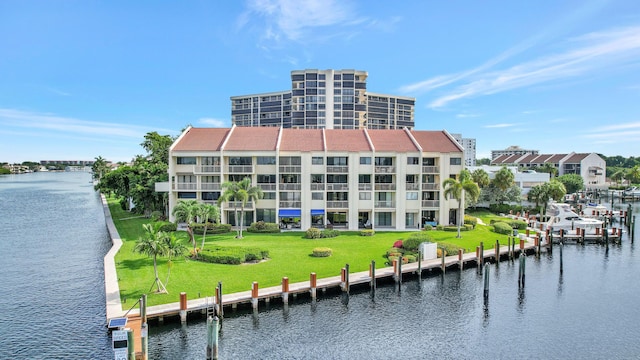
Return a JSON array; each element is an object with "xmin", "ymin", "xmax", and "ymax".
[{"xmin": 1, "ymin": 172, "xmax": 639, "ymax": 359}]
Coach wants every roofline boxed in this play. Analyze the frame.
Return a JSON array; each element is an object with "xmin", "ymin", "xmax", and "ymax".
[
  {"xmin": 230, "ymin": 90, "xmax": 290, "ymax": 100},
  {"xmin": 366, "ymin": 91, "xmax": 416, "ymax": 101},
  {"xmin": 405, "ymin": 127, "xmax": 423, "ymax": 152},
  {"xmin": 443, "ymin": 129, "xmax": 465, "ymax": 152},
  {"xmin": 170, "ymin": 125, "xmax": 192, "ymax": 152}
]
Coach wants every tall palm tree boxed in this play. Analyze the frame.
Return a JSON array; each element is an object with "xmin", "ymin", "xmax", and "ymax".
[
  {"xmin": 172, "ymin": 199, "xmax": 200, "ymax": 256},
  {"xmin": 471, "ymin": 168, "xmax": 490, "ymax": 189},
  {"xmin": 539, "ymin": 162, "xmax": 558, "ymax": 177},
  {"xmin": 134, "ymin": 223, "xmax": 169, "ymax": 293},
  {"xmin": 197, "ymin": 203, "xmax": 220, "ymax": 251},
  {"xmin": 163, "ymin": 232, "xmax": 187, "ymax": 287},
  {"xmin": 218, "ymin": 177, "xmax": 263, "ymax": 239},
  {"xmin": 443, "ymin": 169, "xmax": 480, "ymax": 238}
]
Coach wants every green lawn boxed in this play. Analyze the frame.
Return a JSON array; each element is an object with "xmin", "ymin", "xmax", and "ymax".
[{"xmin": 109, "ymin": 199, "xmax": 510, "ymax": 307}]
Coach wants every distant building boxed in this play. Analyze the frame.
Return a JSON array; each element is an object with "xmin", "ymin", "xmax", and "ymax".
[
  {"xmin": 40, "ymin": 160, "xmax": 96, "ymax": 166},
  {"xmin": 451, "ymin": 134, "xmax": 476, "ymax": 166},
  {"xmin": 231, "ymin": 69, "xmax": 415, "ymax": 130},
  {"xmin": 467, "ymin": 165, "xmax": 550, "ymax": 195},
  {"xmin": 491, "ymin": 146, "xmax": 539, "ymax": 160},
  {"xmin": 491, "ymin": 152, "xmax": 606, "ymax": 189}
]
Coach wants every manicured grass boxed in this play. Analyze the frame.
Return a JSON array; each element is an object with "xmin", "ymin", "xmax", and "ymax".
[{"xmin": 108, "ymin": 198, "xmax": 510, "ymax": 307}]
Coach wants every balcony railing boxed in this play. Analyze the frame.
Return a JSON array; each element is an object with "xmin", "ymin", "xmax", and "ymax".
[
  {"xmin": 421, "ymin": 183, "xmax": 439, "ymax": 190},
  {"xmin": 327, "ymin": 201, "xmax": 349, "ymax": 208},
  {"xmin": 279, "ymin": 165, "xmax": 301, "ymax": 173},
  {"xmin": 176, "ymin": 183, "xmax": 197, "ymax": 190},
  {"xmin": 406, "ymin": 183, "xmax": 420, "ymax": 190},
  {"xmin": 258, "ymin": 184, "xmax": 276, "ymax": 191},
  {"xmin": 375, "ymin": 201, "xmax": 395, "ymax": 208},
  {"xmin": 279, "ymin": 201, "xmax": 301, "ymax": 208},
  {"xmin": 227, "ymin": 165, "xmax": 253, "ymax": 173},
  {"xmin": 375, "ymin": 166, "xmax": 395, "ymax": 173},
  {"xmin": 194, "ymin": 165, "xmax": 221, "ymax": 174},
  {"xmin": 374, "ymin": 183, "xmax": 396, "ymax": 191},
  {"xmin": 421, "ymin": 200, "xmax": 440, "ymax": 208},
  {"xmin": 326, "ymin": 183, "xmax": 349, "ymax": 191},
  {"xmin": 422, "ymin": 166, "xmax": 439, "ymax": 174},
  {"xmin": 310, "ymin": 183, "xmax": 325, "ymax": 191},
  {"xmin": 358, "ymin": 183, "xmax": 372, "ymax": 191},
  {"xmin": 201, "ymin": 183, "xmax": 221, "ymax": 190},
  {"xmin": 326, "ymin": 166, "xmax": 348, "ymax": 173},
  {"xmin": 227, "ymin": 201, "xmax": 253, "ymax": 208},
  {"xmin": 279, "ymin": 183, "xmax": 301, "ymax": 191}
]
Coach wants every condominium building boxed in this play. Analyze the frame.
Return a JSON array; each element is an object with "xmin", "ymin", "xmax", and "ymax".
[
  {"xmin": 491, "ymin": 146, "xmax": 539, "ymax": 160},
  {"xmin": 166, "ymin": 126, "xmax": 464, "ymax": 231},
  {"xmin": 231, "ymin": 69, "xmax": 415, "ymax": 130},
  {"xmin": 450, "ymin": 134, "xmax": 476, "ymax": 166}
]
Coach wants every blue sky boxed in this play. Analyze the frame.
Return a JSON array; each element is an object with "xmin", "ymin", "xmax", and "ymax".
[{"xmin": 2, "ymin": 0, "xmax": 640, "ymax": 163}]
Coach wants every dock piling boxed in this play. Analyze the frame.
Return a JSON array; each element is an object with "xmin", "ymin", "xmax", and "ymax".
[
  {"xmin": 483, "ymin": 263, "xmax": 490, "ymax": 299},
  {"xmin": 440, "ymin": 251, "xmax": 445, "ymax": 274},
  {"xmin": 282, "ymin": 277, "xmax": 289, "ymax": 304},
  {"xmin": 251, "ymin": 282, "xmax": 259, "ymax": 310},
  {"xmin": 458, "ymin": 249, "xmax": 463, "ymax": 270},
  {"xmin": 216, "ymin": 282, "xmax": 223, "ymax": 318},
  {"xmin": 179, "ymin": 292, "xmax": 187, "ymax": 324},
  {"xmin": 310, "ymin": 272, "xmax": 317, "ymax": 299},
  {"xmin": 206, "ymin": 316, "xmax": 219, "ymax": 360},
  {"xmin": 495, "ymin": 240, "xmax": 500, "ymax": 264},
  {"xmin": 370, "ymin": 261, "xmax": 376, "ymax": 290},
  {"xmin": 518, "ymin": 255, "xmax": 526, "ymax": 288}
]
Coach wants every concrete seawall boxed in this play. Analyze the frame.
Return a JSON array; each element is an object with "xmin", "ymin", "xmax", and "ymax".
[{"xmin": 102, "ymin": 194, "xmax": 125, "ymax": 322}]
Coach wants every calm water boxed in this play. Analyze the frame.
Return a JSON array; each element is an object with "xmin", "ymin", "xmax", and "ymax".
[
  {"xmin": 2, "ymin": 172, "xmax": 640, "ymax": 359},
  {"xmin": 0, "ymin": 172, "xmax": 112, "ymax": 359}
]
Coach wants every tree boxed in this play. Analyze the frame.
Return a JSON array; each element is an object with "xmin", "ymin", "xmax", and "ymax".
[
  {"xmin": 627, "ymin": 166, "xmax": 640, "ymax": 185},
  {"xmin": 163, "ymin": 232, "xmax": 187, "ymax": 287},
  {"xmin": 218, "ymin": 177, "xmax": 263, "ymax": 239},
  {"xmin": 527, "ymin": 184, "xmax": 547, "ymax": 214},
  {"xmin": 443, "ymin": 169, "xmax": 480, "ymax": 238},
  {"xmin": 172, "ymin": 199, "xmax": 200, "ymax": 256},
  {"xmin": 197, "ymin": 203, "xmax": 220, "ymax": 251},
  {"xmin": 611, "ymin": 169, "xmax": 625, "ymax": 186},
  {"xmin": 538, "ymin": 163, "xmax": 558, "ymax": 177},
  {"xmin": 487, "ymin": 166, "xmax": 516, "ymax": 205},
  {"xmin": 471, "ymin": 168, "xmax": 490, "ymax": 188},
  {"xmin": 528, "ymin": 180, "xmax": 565, "ymax": 216},
  {"xmin": 547, "ymin": 179, "xmax": 566, "ymax": 202},
  {"xmin": 556, "ymin": 174, "xmax": 584, "ymax": 194},
  {"xmin": 476, "ymin": 158, "xmax": 491, "ymax": 165},
  {"xmin": 134, "ymin": 223, "xmax": 170, "ymax": 293},
  {"xmin": 141, "ymin": 131, "xmax": 174, "ymax": 165},
  {"xmin": 91, "ymin": 156, "xmax": 110, "ymax": 181},
  {"xmin": 492, "ymin": 166, "xmax": 515, "ymax": 192}
]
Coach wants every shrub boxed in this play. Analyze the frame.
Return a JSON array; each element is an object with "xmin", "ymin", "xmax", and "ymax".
[
  {"xmin": 463, "ymin": 224, "xmax": 474, "ymax": 231},
  {"xmin": 198, "ymin": 245, "xmax": 269, "ymax": 264},
  {"xmin": 387, "ymin": 255, "xmax": 409, "ymax": 265},
  {"xmin": 311, "ymin": 247, "xmax": 332, "ymax": 257},
  {"xmin": 393, "ymin": 240, "xmax": 403, "ymax": 248},
  {"xmin": 247, "ymin": 221, "xmax": 280, "ymax": 233},
  {"xmin": 192, "ymin": 223, "xmax": 231, "ymax": 235},
  {"xmin": 403, "ymin": 254, "xmax": 417, "ymax": 263},
  {"xmin": 359, "ymin": 229, "xmax": 375, "ymax": 236},
  {"xmin": 423, "ymin": 225, "xmax": 433, "ymax": 231},
  {"xmin": 402, "ymin": 237, "xmax": 423, "ymax": 252},
  {"xmin": 150, "ymin": 211, "xmax": 166, "ymax": 221},
  {"xmin": 321, "ymin": 229, "xmax": 340, "ymax": 238},
  {"xmin": 510, "ymin": 220, "xmax": 528, "ymax": 230},
  {"xmin": 155, "ymin": 221, "xmax": 177, "ymax": 232},
  {"xmin": 489, "ymin": 203, "xmax": 523, "ymax": 215},
  {"xmin": 438, "ymin": 243, "xmax": 462, "ymax": 257},
  {"xmin": 305, "ymin": 227, "xmax": 322, "ymax": 239},
  {"xmin": 408, "ymin": 232, "xmax": 433, "ymax": 242},
  {"xmin": 463, "ymin": 215, "xmax": 477, "ymax": 228},
  {"xmin": 493, "ymin": 221, "xmax": 512, "ymax": 235},
  {"xmin": 436, "ymin": 224, "xmax": 444, "ymax": 231},
  {"xmin": 386, "ymin": 247, "xmax": 403, "ymax": 256}
]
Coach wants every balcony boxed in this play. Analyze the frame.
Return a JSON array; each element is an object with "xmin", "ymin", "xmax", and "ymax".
[
  {"xmin": 194, "ymin": 165, "xmax": 221, "ymax": 174},
  {"xmin": 358, "ymin": 183, "xmax": 372, "ymax": 191},
  {"xmin": 421, "ymin": 200, "xmax": 440, "ymax": 208},
  {"xmin": 279, "ymin": 183, "xmax": 301, "ymax": 191},
  {"xmin": 375, "ymin": 166, "xmax": 395, "ymax": 173},
  {"xmin": 422, "ymin": 166, "xmax": 439, "ymax": 174},
  {"xmin": 310, "ymin": 183, "xmax": 325, "ymax": 191},
  {"xmin": 326, "ymin": 183, "xmax": 349, "ymax": 191},
  {"xmin": 421, "ymin": 183, "xmax": 439, "ymax": 190},
  {"xmin": 279, "ymin": 165, "xmax": 301, "ymax": 173},
  {"xmin": 406, "ymin": 183, "xmax": 420, "ymax": 190},
  {"xmin": 258, "ymin": 184, "xmax": 276, "ymax": 191},
  {"xmin": 374, "ymin": 183, "xmax": 396, "ymax": 191},
  {"xmin": 176, "ymin": 183, "xmax": 197, "ymax": 190},
  {"xmin": 227, "ymin": 201, "xmax": 254, "ymax": 208},
  {"xmin": 327, "ymin": 201, "xmax": 349, "ymax": 208},
  {"xmin": 279, "ymin": 201, "xmax": 301, "ymax": 208},
  {"xmin": 227, "ymin": 165, "xmax": 253, "ymax": 173},
  {"xmin": 375, "ymin": 201, "xmax": 395, "ymax": 208},
  {"xmin": 326, "ymin": 166, "xmax": 348, "ymax": 173},
  {"xmin": 201, "ymin": 183, "xmax": 221, "ymax": 191}
]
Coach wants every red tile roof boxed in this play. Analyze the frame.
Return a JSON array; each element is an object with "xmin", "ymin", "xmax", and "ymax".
[
  {"xmin": 324, "ymin": 129, "xmax": 372, "ymax": 151},
  {"xmin": 280, "ymin": 129, "xmax": 324, "ymax": 151},
  {"xmin": 547, "ymin": 154, "xmax": 566, "ymax": 163},
  {"xmin": 172, "ymin": 127, "xmax": 230, "ymax": 151},
  {"xmin": 367, "ymin": 129, "xmax": 419, "ymax": 152},
  {"xmin": 491, "ymin": 154, "xmax": 510, "ymax": 164},
  {"xmin": 564, "ymin": 153, "xmax": 589, "ymax": 163},
  {"xmin": 410, "ymin": 131, "xmax": 462, "ymax": 152},
  {"xmin": 224, "ymin": 127, "xmax": 280, "ymax": 151}
]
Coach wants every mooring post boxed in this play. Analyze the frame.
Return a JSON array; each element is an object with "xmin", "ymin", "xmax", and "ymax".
[
  {"xmin": 441, "ymin": 250, "xmax": 445, "ymax": 274},
  {"xmin": 458, "ymin": 249, "xmax": 464, "ymax": 270},
  {"xmin": 476, "ymin": 246, "xmax": 481, "ymax": 267},
  {"xmin": 495, "ymin": 239, "xmax": 500, "ymax": 264},
  {"xmin": 417, "ymin": 250, "xmax": 422, "ymax": 276},
  {"xmin": 559, "ymin": 242, "xmax": 564, "ymax": 275},
  {"xmin": 535, "ymin": 236, "xmax": 540, "ymax": 257},
  {"xmin": 392, "ymin": 259, "xmax": 398, "ymax": 282},
  {"xmin": 216, "ymin": 282, "xmax": 223, "ymax": 318},
  {"xmin": 397, "ymin": 257, "xmax": 402, "ymax": 285},
  {"xmin": 140, "ymin": 294, "xmax": 148, "ymax": 360},
  {"xmin": 345, "ymin": 263, "xmax": 350, "ymax": 293},
  {"xmin": 480, "ymin": 242, "xmax": 484, "ymax": 266},
  {"xmin": 251, "ymin": 281, "xmax": 259, "ymax": 310},
  {"xmin": 127, "ymin": 329, "xmax": 135, "ymax": 360},
  {"xmin": 310, "ymin": 272, "xmax": 317, "ymax": 299},
  {"xmin": 179, "ymin": 292, "xmax": 187, "ymax": 324},
  {"xmin": 483, "ymin": 263, "xmax": 490, "ymax": 299},
  {"xmin": 632, "ymin": 215, "xmax": 636, "ymax": 243},
  {"xmin": 518, "ymin": 255, "xmax": 526, "ymax": 288},
  {"xmin": 206, "ymin": 316, "xmax": 219, "ymax": 360},
  {"xmin": 370, "ymin": 261, "xmax": 376, "ymax": 289},
  {"xmin": 282, "ymin": 277, "xmax": 289, "ymax": 304}
]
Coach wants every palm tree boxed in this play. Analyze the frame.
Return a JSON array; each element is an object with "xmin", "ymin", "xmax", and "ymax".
[
  {"xmin": 627, "ymin": 166, "xmax": 640, "ymax": 185},
  {"xmin": 172, "ymin": 199, "xmax": 200, "ymax": 256},
  {"xmin": 197, "ymin": 203, "xmax": 220, "ymax": 251},
  {"xmin": 491, "ymin": 166, "xmax": 515, "ymax": 204},
  {"xmin": 218, "ymin": 177, "xmax": 263, "ymax": 239},
  {"xmin": 163, "ymin": 232, "xmax": 187, "ymax": 287},
  {"xmin": 471, "ymin": 168, "xmax": 490, "ymax": 189},
  {"xmin": 611, "ymin": 169, "xmax": 625, "ymax": 186},
  {"xmin": 443, "ymin": 169, "xmax": 480, "ymax": 238},
  {"xmin": 539, "ymin": 162, "xmax": 558, "ymax": 177},
  {"xmin": 134, "ymin": 223, "xmax": 169, "ymax": 293}
]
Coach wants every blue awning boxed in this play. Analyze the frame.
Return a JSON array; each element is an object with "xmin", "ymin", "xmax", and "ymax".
[
  {"xmin": 279, "ymin": 209, "xmax": 301, "ymax": 217},
  {"xmin": 311, "ymin": 209, "xmax": 325, "ymax": 216}
]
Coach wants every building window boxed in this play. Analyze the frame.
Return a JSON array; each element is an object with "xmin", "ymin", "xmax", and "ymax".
[
  {"xmin": 202, "ymin": 192, "xmax": 220, "ymax": 201},
  {"xmin": 359, "ymin": 174, "xmax": 371, "ymax": 183},
  {"xmin": 178, "ymin": 192, "xmax": 197, "ymax": 199},
  {"xmin": 312, "ymin": 157, "xmax": 324, "ymax": 165},
  {"xmin": 375, "ymin": 212, "xmax": 392, "ymax": 227},
  {"xmin": 257, "ymin": 209, "xmax": 276, "ymax": 223},
  {"xmin": 450, "ymin": 158, "xmax": 462, "ymax": 165},
  {"xmin": 257, "ymin": 156, "xmax": 276, "ymax": 165},
  {"xmin": 327, "ymin": 157, "xmax": 348, "ymax": 166},
  {"xmin": 312, "ymin": 192, "xmax": 323, "ymax": 200},
  {"xmin": 262, "ymin": 192, "xmax": 276, "ymax": 199},
  {"xmin": 406, "ymin": 192, "xmax": 419, "ymax": 200},
  {"xmin": 177, "ymin": 157, "xmax": 196, "ymax": 165},
  {"xmin": 407, "ymin": 157, "xmax": 419, "ymax": 165},
  {"xmin": 360, "ymin": 157, "xmax": 371, "ymax": 165},
  {"xmin": 359, "ymin": 192, "xmax": 371, "ymax": 200}
]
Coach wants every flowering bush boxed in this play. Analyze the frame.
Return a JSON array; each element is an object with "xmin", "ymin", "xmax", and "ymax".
[{"xmin": 393, "ymin": 240, "xmax": 403, "ymax": 248}]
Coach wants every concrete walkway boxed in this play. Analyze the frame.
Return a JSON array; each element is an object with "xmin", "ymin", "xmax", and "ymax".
[{"xmin": 102, "ymin": 194, "xmax": 126, "ymax": 322}]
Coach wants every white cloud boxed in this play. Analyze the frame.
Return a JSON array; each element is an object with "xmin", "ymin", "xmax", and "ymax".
[
  {"xmin": 198, "ymin": 118, "xmax": 228, "ymax": 128},
  {"xmin": 456, "ymin": 112, "xmax": 480, "ymax": 118}
]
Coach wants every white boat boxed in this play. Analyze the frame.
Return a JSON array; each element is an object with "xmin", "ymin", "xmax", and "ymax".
[
  {"xmin": 545, "ymin": 202, "xmax": 604, "ymax": 234},
  {"xmin": 624, "ymin": 187, "xmax": 640, "ymax": 197},
  {"xmin": 579, "ymin": 202, "xmax": 608, "ymax": 218}
]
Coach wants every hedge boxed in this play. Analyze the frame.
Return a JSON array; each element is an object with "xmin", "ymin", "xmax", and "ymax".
[
  {"xmin": 463, "ymin": 215, "xmax": 477, "ymax": 228},
  {"xmin": 192, "ymin": 223, "xmax": 232, "ymax": 234},
  {"xmin": 359, "ymin": 229, "xmax": 375, "ymax": 236},
  {"xmin": 155, "ymin": 221, "xmax": 177, "ymax": 232},
  {"xmin": 311, "ymin": 247, "xmax": 332, "ymax": 257},
  {"xmin": 247, "ymin": 221, "xmax": 280, "ymax": 233},
  {"xmin": 492, "ymin": 221, "xmax": 513, "ymax": 235},
  {"xmin": 198, "ymin": 245, "xmax": 269, "ymax": 265}
]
